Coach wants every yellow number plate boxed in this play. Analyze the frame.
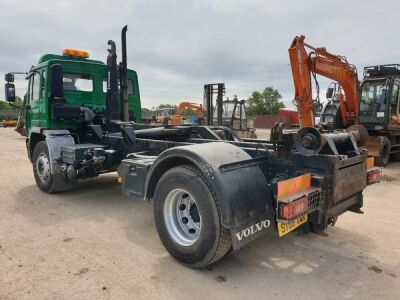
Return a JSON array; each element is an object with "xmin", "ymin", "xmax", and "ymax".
[{"xmin": 277, "ymin": 214, "xmax": 308, "ymax": 237}]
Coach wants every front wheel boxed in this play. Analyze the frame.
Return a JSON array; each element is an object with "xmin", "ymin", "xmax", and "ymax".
[
  {"xmin": 32, "ymin": 141, "xmax": 75, "ymax": 193},
  {"xmin": 153, "ymin": 165, "xmax": 232, "ymax": 268}
]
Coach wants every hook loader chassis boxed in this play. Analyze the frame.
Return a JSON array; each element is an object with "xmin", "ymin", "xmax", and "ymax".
[{"xmin": 4, "ymin": 27, "xmax": 381, "ymax": 268}]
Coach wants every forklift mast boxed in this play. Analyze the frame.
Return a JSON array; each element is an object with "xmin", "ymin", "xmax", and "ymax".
[{"xmin": 203, "ymin": 83, "xmax": 225, "ymax": 125}]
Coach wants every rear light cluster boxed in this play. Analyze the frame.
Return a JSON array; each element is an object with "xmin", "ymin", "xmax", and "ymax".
[
  {"xmin": 367, "ymin": 168, "xmax": 381, "ymax": 185},
  {"xmin": 279, "ymin": 196, "xmax": 308, "ymax": 220}
]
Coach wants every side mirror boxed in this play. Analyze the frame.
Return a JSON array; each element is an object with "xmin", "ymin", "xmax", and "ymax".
[
  {"xmin": 5, "ymin": 82, "xmax": 16, "ymax": 102},
  {"xmin": 5, "ymin": 73, "xmax": 14, "ymax": 83},
  {"xmin": 4, "ymin": 73, "xmax": 16, "ymax": 102},
  {"xmin": 49, "ymin": 64, "xmax": 64, "ymax": 100},
  {"xmin": 326, "ymin": 87, "xmax": 334, "ymax": 99},
  {"xmin": 313, "ymin": 101, "xmax": 323, "ymax": 114}
]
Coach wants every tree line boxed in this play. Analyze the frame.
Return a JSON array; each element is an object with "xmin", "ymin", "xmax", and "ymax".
[
  {"xmin": 148, "ymin": 86, "xmax": 285, "ymax": 117},
  {"xmin": 246, "ymin": 86, "xmax": 285, "ymax": 117}
]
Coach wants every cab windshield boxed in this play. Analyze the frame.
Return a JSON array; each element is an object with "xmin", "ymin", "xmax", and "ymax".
[{"xmin": 359, "ymin": 80, "xmax": 388, "ymax": 112}]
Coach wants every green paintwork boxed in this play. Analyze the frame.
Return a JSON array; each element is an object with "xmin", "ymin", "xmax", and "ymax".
[{"xmin": 25, "ymin": 53, "xmax": 141, "ymax": 137}]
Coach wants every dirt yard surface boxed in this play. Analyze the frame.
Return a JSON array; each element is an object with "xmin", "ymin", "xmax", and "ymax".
[{"xmin": 0, "ymin": 128, "xmax": 399, "ymax": 299}]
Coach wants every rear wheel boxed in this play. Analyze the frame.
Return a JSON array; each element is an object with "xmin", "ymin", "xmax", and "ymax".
[
  {"xmin": 390, "ymin": 147, "xmax": 400, "ymax": 161},
  {"xmin": 376, "ymin": 137, "xmax": 391, "ymax": 167},
  {"xmin": 391, "ymin": 152, "xmax": 400, "ymax": 161},
  {"xmin": 153, "ymin": 165, "xmax": 232, "ymax": 268}
]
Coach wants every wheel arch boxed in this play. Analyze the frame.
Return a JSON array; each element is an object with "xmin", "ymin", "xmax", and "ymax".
[
  {"xmin": 145, "ymin": 155, "xmax": 199, "ymax": 200},
  {"xmin": 29, "ymin": 129, "xmax": 75, "ymax": 173},
  {"xmin": 28, "ymin": 131, "xmax": 45, "ymax": 161},
  {"xmin": 30, "ymin": 132, "xmax": 77, "ymax": 193}
]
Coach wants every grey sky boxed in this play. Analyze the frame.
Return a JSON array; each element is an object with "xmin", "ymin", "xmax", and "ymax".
[{"xmin": 0, "ymin": 0, "xmax": 399, "ymax": 108}]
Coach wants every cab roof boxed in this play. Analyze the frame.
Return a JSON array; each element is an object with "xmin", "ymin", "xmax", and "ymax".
[
  {"xmin": 364, "ymin": 64, "xmax": 400, "ymax": 78},
  {"xmin": 37, "ymin": 54, "xmax": 105, "ymax": 66}
]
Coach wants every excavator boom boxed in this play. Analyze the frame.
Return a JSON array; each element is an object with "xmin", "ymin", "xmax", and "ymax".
[{"xmin": 289, "ymin": 35, "xmax": 359, "ymax": 128}]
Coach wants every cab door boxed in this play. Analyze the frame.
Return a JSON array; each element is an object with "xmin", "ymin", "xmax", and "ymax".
[
  {"xmin": 24, "ymin": 76, "xmax": 32, "ymax": 134},
  {"xmin": 26, "ymin": 72, "xmax": 42, "ymax": 129},
  {"xmin": 388, "ymin": 78, "xmax": 400, "ymax": 130}
]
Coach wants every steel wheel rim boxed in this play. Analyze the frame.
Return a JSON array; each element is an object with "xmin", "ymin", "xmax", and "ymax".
[
  {"xmin": 163, "ymin": 188, "xmax": 202, "ymax": 246},
  {"xmin": 36, "ymin": 153, "xmax": 50, "ymax": 183}
]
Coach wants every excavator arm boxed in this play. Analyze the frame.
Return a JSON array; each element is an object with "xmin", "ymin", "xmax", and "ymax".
[
  {"xmin": 289, "ymin": 35, "xmax": 359, "ymax": 128},
  {"xmin": 176, "ymin": 102, "xmax": 204, "ymax": 117},
  {"xmin": 169, "ymin": 102, "xmax": 204, "ymax": 125}
]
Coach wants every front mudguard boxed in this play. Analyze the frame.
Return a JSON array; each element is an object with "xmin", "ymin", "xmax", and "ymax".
[
  {"xmin": 145, "ymin": 142, "xmax": 276, "ymax": 249},
  {"xmin": 35, "ymin": 129, "xmax": 77, "ymax": 192},
  {"xmin": 41, "ymin": 129, "xmax": 75, "ymax": 174}
]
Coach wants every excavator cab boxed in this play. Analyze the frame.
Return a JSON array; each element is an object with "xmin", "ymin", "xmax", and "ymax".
[
  {"xmin": 357, "ymin": 65, "xmax": 400, "ymax": 165},
  {"xmin": 358, "ymin": 65, "xmax": 400, "ymax": 131}
]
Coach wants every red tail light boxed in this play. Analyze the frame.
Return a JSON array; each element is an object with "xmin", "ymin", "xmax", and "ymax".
[
  {"xmin": 367, "ymin": 168, "xmax": 381, "ymax": 185},
  {"xmin": 279, "ymin": 196, "xmax": 308, "ymax": 220}
]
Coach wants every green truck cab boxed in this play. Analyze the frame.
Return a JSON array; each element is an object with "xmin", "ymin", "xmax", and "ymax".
[{"xmin": 11, "ymin": 50, "xmax": 141, "ymax": 139}]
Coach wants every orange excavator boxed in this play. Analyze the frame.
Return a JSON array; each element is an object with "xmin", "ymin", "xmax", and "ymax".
[
  {"xmin": 287, "ymin": 35, "xmax": 385, "ymax": 182},
  {"xmin": 169, "ymin": 101, "xmax": 204, "ymax": 125},
  {"xmin": 288, "ymin": 35, "xmax": 359, "ymax": 129}
]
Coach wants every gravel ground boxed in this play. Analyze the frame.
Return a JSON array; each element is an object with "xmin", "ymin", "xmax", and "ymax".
[{"xmin": 0, "ymin": 127, "xmax": 399, "ymax": 299}]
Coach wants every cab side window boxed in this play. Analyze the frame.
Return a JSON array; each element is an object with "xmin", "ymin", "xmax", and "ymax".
[
  {"xmin": 391, "ymin": 84, "xmax": 400, "ymax": 114},
  {"xmin": 233, "ymin": 105, "xmax": 240, "ymax": 119},
  {"xmin": 31, "ymin": 73, "xmax": 41, "ymax": 102},
  {"xmin": 41, "ymin": 71, "xmax": 46, "ymax": 98},
  {"xmin": 26, "ymin": 77, "xmax": 32, "ymax": 105}
]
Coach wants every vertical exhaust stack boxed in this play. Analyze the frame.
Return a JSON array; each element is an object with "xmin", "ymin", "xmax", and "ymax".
[
  {"xmin": 106, "ymin": 40, "xmax": 120, "ymax": 129},
  {"xmin": 203, "ymin": 84, "xmax": 212, "ymax": 125},
  {"xmin": 120, "ymin": 25, "xmax": 129, "ymax": 122}
]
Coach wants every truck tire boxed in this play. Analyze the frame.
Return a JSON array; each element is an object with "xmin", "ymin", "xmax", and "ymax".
[
  {"xmin": 32, "ymin": 141, "xmax": 71, "ymax": 193},
  {"xmin": 390, "ymin": 149, "xmax": 400, "ymax": 161},
  {"xmin": 376, "ymin": 137, "xmax": 391, "ymax": 167},
  {"xmin": 153, "ymin": 165, "xmax": 232, "ymax": 268}
]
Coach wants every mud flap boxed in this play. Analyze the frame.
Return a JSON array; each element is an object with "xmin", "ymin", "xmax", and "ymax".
[{"xmin": 230, "ymin": 214, "xmax": 275, "ymax": 250}]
